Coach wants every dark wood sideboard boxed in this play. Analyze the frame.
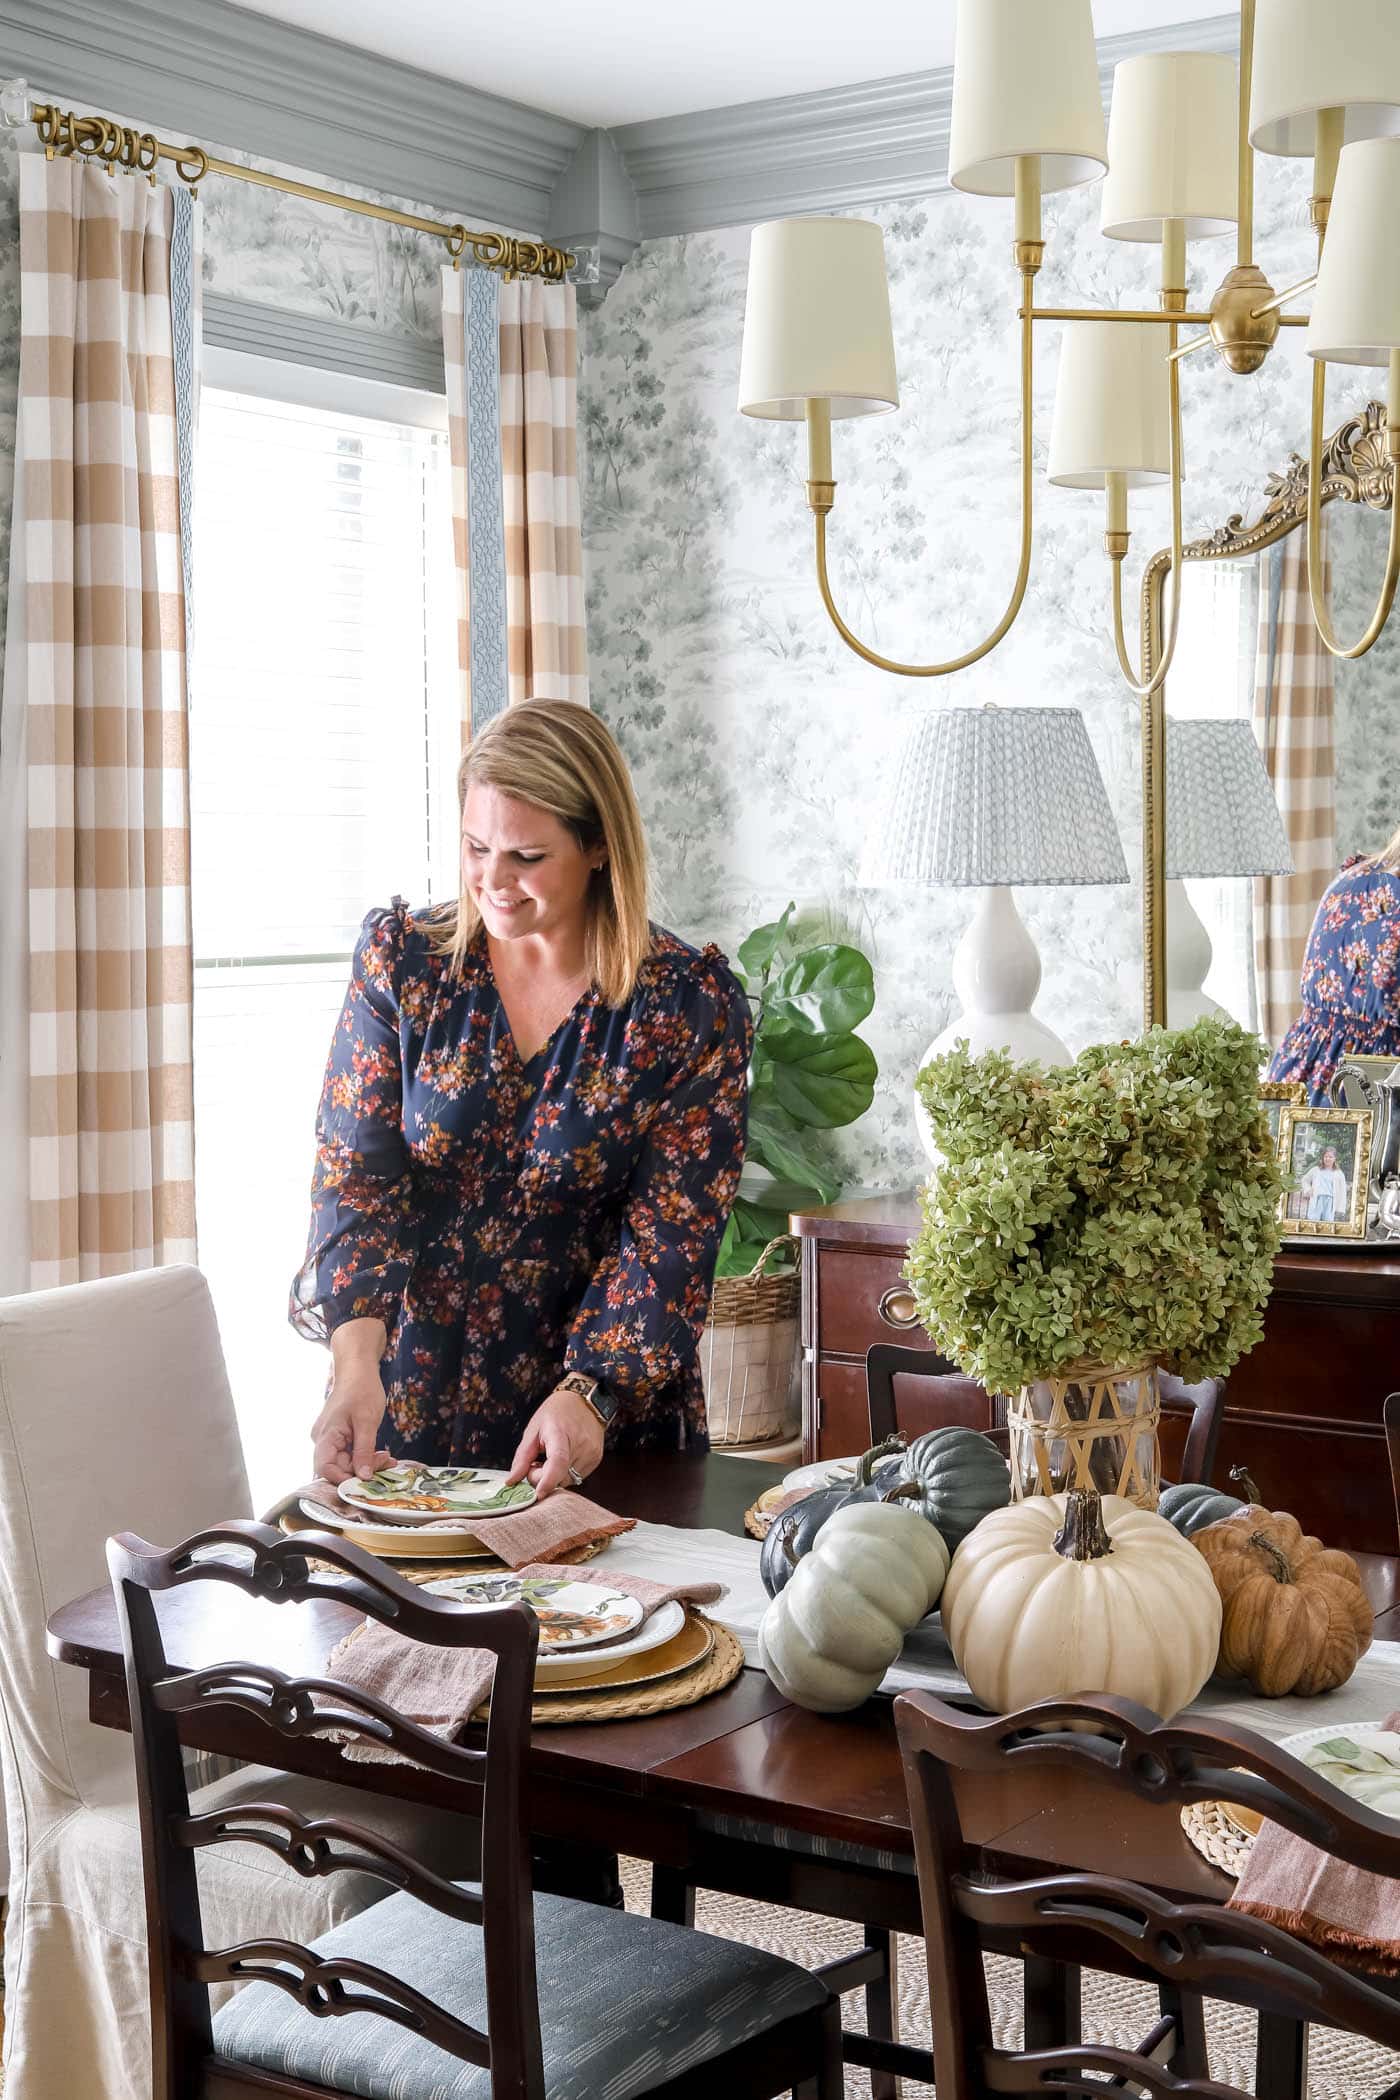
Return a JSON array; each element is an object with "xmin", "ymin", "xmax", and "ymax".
[{"xmin": 794, "ymin": 1193, "xmax": 1400, "ymax": 1554}]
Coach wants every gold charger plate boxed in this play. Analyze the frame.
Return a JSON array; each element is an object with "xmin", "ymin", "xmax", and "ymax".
[
  {"xmin": 277, "ymin": 1504, "xmax": 607, "ymax": 1569},
  {"xmin": 523, "ymin": 1618, "xmax": 744, "ymax": 1726},
  {"xmin": 538, "ymin": 1612, "xmax": 715, "ymax": 1695}
]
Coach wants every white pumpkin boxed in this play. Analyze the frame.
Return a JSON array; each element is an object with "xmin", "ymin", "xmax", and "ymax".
[
  {"xmin": 758, "ymin": 1500, "xmax": 950, "ymax": 1714},
  {"xmin": 942, "ymin": 1488, "xmax": 1221, "ymax": 1718}
]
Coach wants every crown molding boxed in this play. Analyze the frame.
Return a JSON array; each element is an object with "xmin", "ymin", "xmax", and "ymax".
[
  {"xmin": 202, "ymin": 292, "xmax": 445, "ymax": 393},
  {"xmin": 612, "ymin": 13, "xmax": 1240, "ymax": 240},
  {"xmin": 0, "ymin": 0, "xmax": 586, "ymax": 234}
]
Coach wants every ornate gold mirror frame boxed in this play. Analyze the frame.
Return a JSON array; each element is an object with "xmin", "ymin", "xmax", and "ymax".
[{"xmin": 1138, "ymin": 400, "xmax": 1396, "ymax": 1029}]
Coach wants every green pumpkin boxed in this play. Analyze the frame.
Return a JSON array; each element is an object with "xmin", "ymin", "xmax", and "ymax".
[
  {"xmin": 900, "ymin": 1427, "xmax": 1011, "ymax": 1555},
  {"xmin": 1157, "ymin": 1473, "xmax": 1256, "ymax": 1538}
]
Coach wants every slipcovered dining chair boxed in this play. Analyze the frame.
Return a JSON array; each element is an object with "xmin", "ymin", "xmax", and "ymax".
[
  {"xmin": 0, "ymin": 1264, "xmax": 481, "ymax": 2100},
  {"xmin": 110, "ymin": 1516, "xmax": 843, "ymax": 2100}
]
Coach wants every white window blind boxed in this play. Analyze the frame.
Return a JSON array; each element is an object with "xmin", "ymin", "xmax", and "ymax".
[{"xmin": 191, "ymin": 385, "xmax": 458, "ymax": 1508}]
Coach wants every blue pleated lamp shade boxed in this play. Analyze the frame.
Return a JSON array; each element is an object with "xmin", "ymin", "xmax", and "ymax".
[
  {"xmin": 1165, "ymin": 719, "xmax": 1294, "ymax": 879},
  {"xmin": 862, "ymin": 705, "xmax": 1129, "ymax": 888}
]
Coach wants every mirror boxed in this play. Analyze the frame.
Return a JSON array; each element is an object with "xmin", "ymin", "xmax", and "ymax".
[{"xmin": 1142, "ymin": 403, "xmax": 1399, "ymax": 1107}]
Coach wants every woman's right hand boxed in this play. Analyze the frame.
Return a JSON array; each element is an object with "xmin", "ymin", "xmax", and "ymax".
[{"xmin": 313, "ymin": 1319, "xmax": 394, "ymax": 1484}]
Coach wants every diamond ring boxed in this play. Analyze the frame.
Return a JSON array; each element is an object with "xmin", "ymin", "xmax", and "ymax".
[{"xmin": 567, "ymin": 1463, "xmax": 584, "ymax": 1489}]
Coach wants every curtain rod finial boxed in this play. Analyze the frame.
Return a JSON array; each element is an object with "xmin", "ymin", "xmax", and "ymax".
[{"xmin": 0, "ymin": 78, "xmax": 31, "ymax": 128}]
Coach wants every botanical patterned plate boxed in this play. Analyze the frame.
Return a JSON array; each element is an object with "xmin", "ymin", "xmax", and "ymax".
[
  {"xmin": 421, "ymin": 1573, "xmax": 646, "ymax": 1651},
  {"xmin": 1279, "ymin": 1723, "xmax": 1400, "ymax": 1822},
  {"xmin": 339, "ymin": 1463, "xmax": 536, "ymax": 1522},
  {"xmin": 297, "ymin": 1498, "xmax": 496, "ymax": 1558}
]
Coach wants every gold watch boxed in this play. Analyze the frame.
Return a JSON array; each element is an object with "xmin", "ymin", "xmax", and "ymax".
[{"xmin": 557, "ymin": 1370, "xmax": 618, "ymax": 1428}]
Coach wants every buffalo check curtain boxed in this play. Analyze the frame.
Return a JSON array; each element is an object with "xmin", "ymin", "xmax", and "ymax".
[
  {"xmin": 1252, "ymin": 525, "xmax": 1337, "ymax": 1045},
  {"xmin": 441, "ymin": 267, "xmax": 589, "ymax": 735},
  {"xmin": 13, "ymin": 155, "xmax": 197, "ymax": 1288}
]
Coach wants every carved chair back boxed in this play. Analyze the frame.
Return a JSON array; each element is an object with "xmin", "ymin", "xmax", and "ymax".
[
  {"xmin": 1384, "ymin": 1391, "xmax": 1400, "ymax": 1551},
  {"xmin": 895, "ymin": 1688, "xmax": 1400, "ymax": 2100},
  {"xmin": 107, "ymin": 1521, "xmax": 541, "ymax": 2100},
  {"xmin": 865, "ymin": 1346, "xmax": 1224, "ymax": 1483}
]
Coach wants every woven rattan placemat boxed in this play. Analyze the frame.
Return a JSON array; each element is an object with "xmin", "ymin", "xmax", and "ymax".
[
  {"xmin": 1180, "ymin": 1800, "xmax": 1253, "ymax": 1879},
  {"xmin": 522, "ymin": 1619, "xmax": 744, "ymax": 1725}
]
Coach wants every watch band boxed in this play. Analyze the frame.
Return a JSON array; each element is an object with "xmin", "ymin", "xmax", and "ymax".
[{"xmin": 557, "ymin": 1369, "xmax": 619, "ymax": 1427}]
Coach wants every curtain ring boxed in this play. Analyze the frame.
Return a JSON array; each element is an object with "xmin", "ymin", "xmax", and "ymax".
[
  {"xmin": 174, "ymin": 144, "xmax": 208, "ymax": 193},
  {"xmin": 445, "ymin": 224, "xmax": 468, "ymax": 271},
  {"xmin": 476, "ymin": 230, "xmax": 508, "ymax": 272}
]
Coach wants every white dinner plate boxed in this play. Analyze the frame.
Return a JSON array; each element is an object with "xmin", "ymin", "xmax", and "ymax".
[
  {"xmin": 1279, "ymin": 1722, "xmax": 1400, "ymax": 1822},
  {"xmin": 298, "ymin": 1497, "xmax": 496, "ymax": 1558},
  {"xmin": 422, "ymin": 1574, "xmax": 686, "ymax": 1683},
  {"xmin": 780, "ymin": 1458, "xmax": 859, "ymax": 1498},
  {"xmin": 338, "ymin": 1462, "xmax": 536, "ymax": 1523}
]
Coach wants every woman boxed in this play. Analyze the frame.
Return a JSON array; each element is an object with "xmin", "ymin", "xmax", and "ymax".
[
  {"xmin": 1301, "ymin": 1145, "xmax": 1348, "ymax": 1223},
  {"xmin": 292, "ymin": 700, "xmax": 752, "ymax": 1496},
  {"xmin": 1267, "ymin": 823, "xmax": 1400, "ymax": 1103}
]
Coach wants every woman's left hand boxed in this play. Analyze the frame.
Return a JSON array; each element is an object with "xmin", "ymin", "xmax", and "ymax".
[{"xmin": 506, "ymin": 1386, "xmax": 606, "ymax": 1496}]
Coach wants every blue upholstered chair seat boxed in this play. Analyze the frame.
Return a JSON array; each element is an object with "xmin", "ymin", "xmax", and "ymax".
[{"xmin": 211, "ymin": 1882, "xmax": 829, "ymax": 2100}]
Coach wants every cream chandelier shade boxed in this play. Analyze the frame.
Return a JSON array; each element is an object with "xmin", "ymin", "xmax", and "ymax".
[
  {"xmin": 1165, "ymin": 720, "xmax": 1293, "ymax": 880},
  {"xmin": 1100, "ymin": 53, "xmax": 1238, "ymax": 242},
  {"xmin": 737, "ymin": 217, "xmax": 898, "ymax": 420},
  {"xmin": 1249, "ymin": 0, "xmax": 1400, "ymax": 157},
  {"xmin": 1048, "ymin": 321, "xmax": 1172, "ymax": 489},
  {"xmin": 948, "ymin": 0, "xmax": 1107, "ymax": 197},
  {"xmin": 862, "ymin": 706, "xmax": 1128, "ymax": 889},
  {"xmin": 1306, "ymin": 138, "xmax": 1400, "ymax": 366}
]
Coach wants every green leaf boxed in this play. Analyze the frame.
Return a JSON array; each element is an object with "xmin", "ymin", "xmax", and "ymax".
[
  {"xmin": 747, "ymin": 1104, "xmax": 841, "ymax": 1204},
  {"xmin": 737, "ymin": 1164, "xmax": 826, "ymax": 1213},
  {"xmin": 713, "ymin": 1213, "xmax": 778, "ymax": 1278},
  {"xmin": 738, "ymin": 903, "xmax": 796, "ymax": 986},
  {"xmin": 763, "ymin": 946, "xmax": 875, "ymax": 1036},
  {"xmin": 756, "ymin": 1028, "xmax": 878, "ymax": 1129},
  {"xmin": 730, "ymin": 1197, "xmax": 799, "ymax": 1249}
]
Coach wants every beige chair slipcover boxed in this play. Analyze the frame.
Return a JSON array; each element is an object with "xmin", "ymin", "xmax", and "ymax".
[{"xmin": 0, "ymin": 1264, "xmax": 479, "ymax": 2100}]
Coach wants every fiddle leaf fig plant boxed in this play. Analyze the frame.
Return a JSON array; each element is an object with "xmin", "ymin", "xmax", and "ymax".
[
  {"xmin": 905, "ymin": 1018, "xmax": 1285, "ymax": 1392},
  {"xmin": 716, "ymin": 903, "xmax": 878, "ymax": 1279}
]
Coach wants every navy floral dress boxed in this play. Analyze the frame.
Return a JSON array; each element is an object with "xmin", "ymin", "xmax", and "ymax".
[
  {"xmin": 1267, "ymin": 856, "xmax": 1400, "ymax": 1103},
  {"xmin": 291, "ymin": 903, "xmax": 753, "ymax": 1465}
]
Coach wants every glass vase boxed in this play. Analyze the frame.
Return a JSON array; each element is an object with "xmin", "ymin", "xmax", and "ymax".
[{"xmin": 1008, "ymin": 1363, "xmax": 1161, "ymax": 1509}]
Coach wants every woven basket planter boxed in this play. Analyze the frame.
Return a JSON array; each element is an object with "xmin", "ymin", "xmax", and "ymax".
[
  {"xmin": 1007, "ymin": 1361, "xmax": 1161, "ymax": 1509},
  {"xmin": 701, "ymin": 1237, "xmax": 800, "ymax": 1446}
]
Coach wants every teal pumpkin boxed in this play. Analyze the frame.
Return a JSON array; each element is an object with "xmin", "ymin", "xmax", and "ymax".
[
  {"xmin": 900, "ymin": 1427, "xmax": 1011, "ymax": 1554},
  {"xmin": 1157, "ymin": 1480, "xmax": 1248, "ymax": 1538}
]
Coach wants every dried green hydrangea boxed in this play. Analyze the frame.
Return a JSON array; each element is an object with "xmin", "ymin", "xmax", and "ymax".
[{"xmin": 905, "ymin": 1019, "xmax": 1284, "ymax": 1393}]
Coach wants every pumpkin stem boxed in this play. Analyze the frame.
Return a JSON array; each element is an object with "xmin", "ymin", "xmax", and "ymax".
[
  {"xmin": 880, "ymin": 1479, "xmax": 926, "ymax": 1509},
  {"xmin": 1227, "ymin": 1465, "xmax": 1262, "ymax": 1504},
  {"xmin": 1248, "ymin": 1531, "xmax": 1294, "ymax": 1584},
  {"xmin": 781, "ymin": 1524, "xmax": 801, "ymax": 1570},
  {"xmin": 854, "ymin": 1433, "xmax": 907, "ymax": 1488},
  {"xmin": 1053, "ymin": 1489, "xmax": 1114, "ymax": 1563}
]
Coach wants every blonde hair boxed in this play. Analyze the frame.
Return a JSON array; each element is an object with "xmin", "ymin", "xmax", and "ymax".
[
  {"xmin": 1375, "ymin": 822, "xmax": 1400, "ymax": 875},
  {"xmin": 427, "ymin": 699, "xmax": 652, "ymax": 1006}
]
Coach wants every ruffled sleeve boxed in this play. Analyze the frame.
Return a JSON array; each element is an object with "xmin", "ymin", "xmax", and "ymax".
[
  {"xmin": 289, "ymin": 904, "xmax": 420, "ymax": 1342},
  {"xmin": 563, "ymin": 947, "xmax": 753, "ymax": 1414}
]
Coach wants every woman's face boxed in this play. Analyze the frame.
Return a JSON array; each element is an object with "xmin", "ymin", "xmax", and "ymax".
[{"xmin": 461, "ymin": 783, "xmax": 601, "ymax": 947}]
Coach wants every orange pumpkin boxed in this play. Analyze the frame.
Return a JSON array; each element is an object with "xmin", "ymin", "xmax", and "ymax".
[{"xmin": 1192, "ymin": 1506, "xmax": 1374, "ymax": 1697}]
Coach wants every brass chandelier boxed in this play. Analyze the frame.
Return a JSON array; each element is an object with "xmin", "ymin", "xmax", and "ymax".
[{"xmin": 737, "ymin": 0, "xmax": 1400, "ymax": 698}]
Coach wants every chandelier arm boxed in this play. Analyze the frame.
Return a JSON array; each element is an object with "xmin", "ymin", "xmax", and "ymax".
[
  {"xmin": 810, "ymin": 267, "xmax": 1036, "ymax": 678},
  {"xmin": 1108, "ymin": 329, "xmax": 1186, "ymax": 700},
  {"xmin": 1305, "ymin": 357, "xmax": 1400, "ymax": 662}
]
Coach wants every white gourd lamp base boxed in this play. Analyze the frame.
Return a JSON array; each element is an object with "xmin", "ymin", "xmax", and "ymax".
[
  {"xmin": 916, "ymin": 886, "xmax": 1071, "ymax": 1161},
  {"xmin": 1165, "ymin": 877, "xmax": 1227, "ymax": 1029}
]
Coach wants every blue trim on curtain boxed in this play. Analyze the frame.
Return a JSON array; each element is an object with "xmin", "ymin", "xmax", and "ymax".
[
  {"xmin": 1259, "ymin": 539, "xmax": 1284, "ymax": 743},
  {"xmin": 169, "ymin": 186, "xmax": 198, "ymax": 617},
  {"xmin": 465, "ymin": 267, "xmax": 509, "ymax": 730}
]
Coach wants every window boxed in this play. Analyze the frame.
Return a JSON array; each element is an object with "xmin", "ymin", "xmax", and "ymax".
[{"xmin": 190, "ymin": 373, "xmax": 458, "ymax": 1507}]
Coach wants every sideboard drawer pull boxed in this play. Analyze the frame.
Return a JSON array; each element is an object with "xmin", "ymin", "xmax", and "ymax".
[{"xmin": 878, "ymin": 1286, "xmax": 920, "ymax": 1330}]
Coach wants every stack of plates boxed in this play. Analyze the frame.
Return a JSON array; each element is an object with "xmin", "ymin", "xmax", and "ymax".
[
  {"xmin": 420, "ymin": 1571, "xmax": 714, "ymax": 1693},
  {"xmin": 298, "ymin": 1461, "xmax": 538, "ymax": 1560}
]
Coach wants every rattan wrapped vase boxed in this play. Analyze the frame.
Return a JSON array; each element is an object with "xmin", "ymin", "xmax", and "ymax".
[
  {"xmin": 1008, "ymin": 1361, "xmax": 1161, "ymax": 1509},
  {"xmin": 701, "ymin": 1237, "xmax": 800, "ymax": 1445}
]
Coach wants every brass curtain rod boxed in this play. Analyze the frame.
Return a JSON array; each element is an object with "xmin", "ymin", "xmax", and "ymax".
[{"xmin": 31, "ymin": 101, "xmax": 575, "ymax": 282}]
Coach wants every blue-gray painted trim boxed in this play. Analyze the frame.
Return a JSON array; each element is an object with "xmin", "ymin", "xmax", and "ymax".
[
  {"xmin": 611, "ymin": 14, "xmax": 1240, "ymax": 240},
  {"xmin": 0, "ymin": 0, "xmax": 585, "ymax": 234},
  {"xmin": 201, "ymin": 292, "xmax": 446, "ymax": 393}
]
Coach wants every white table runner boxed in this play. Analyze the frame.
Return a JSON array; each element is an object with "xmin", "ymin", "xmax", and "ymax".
[{"xmin": 606, "ymin": 1520, "xmax": 1400, "ymax": 1746}]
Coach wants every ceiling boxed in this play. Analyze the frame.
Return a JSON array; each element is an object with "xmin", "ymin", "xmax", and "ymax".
[{"xmin": 227, "ymin": 0, "xmax": 1228, "ymax": 129}]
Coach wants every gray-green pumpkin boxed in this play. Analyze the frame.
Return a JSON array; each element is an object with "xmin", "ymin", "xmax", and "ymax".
[
  {"xmin": 899, "ymin": 1427, "xmax": 1011, "ymax": 1554},
  {"xmin": 1157, "ymin": 1474, "xmax": 1255, "ymax": 1538}
]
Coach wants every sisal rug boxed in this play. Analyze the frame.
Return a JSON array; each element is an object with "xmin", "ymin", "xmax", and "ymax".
[{"xmin": 618, "ymin": 1860, "xmax": 1400, "ymax": 2100}]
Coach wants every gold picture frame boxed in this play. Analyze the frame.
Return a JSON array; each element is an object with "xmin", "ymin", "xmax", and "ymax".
[
  {"xmin": 1259, "ymin": 1081, "xmax": 1305, "ymax": 1155},
  {"xmin": 1278, "ymin": 1107, "xmax": 1374, "ymax": 1241}
]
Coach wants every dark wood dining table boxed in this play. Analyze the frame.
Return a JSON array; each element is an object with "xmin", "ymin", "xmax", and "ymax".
[{"xmin": 45, "ymin": 1451, "xmax": 1400, "ymax": 2087}]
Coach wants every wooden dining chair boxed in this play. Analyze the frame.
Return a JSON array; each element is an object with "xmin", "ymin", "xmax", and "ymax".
[
  {"xmin": 865, "ymin": 1343, "xmax": 1227, "ymax": 1486},
  {"xmin": 1383, "ymin": 1392, "xmax": 1400, "ymax": 1550},
  {"xmin": 109, "ymin": 1519, "xmax": 843, "ymax": 2100},
  {"xmin": 895, "ymin": 1687, "xmax": 1400, "ymax": 2100}
]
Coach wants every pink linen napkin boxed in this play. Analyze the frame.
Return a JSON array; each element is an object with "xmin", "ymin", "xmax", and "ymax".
[
  {"xmin": 324, "ymin": 1562, "xmax": 725, "ymax": 1765},
  {"xmin": 1227, "ymin": 1708, "xmax": 1400, "ymax": 1976},
  {"xmin": 290, "ymin": 1479, "xmax": 637, "ymax": 1567}
]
